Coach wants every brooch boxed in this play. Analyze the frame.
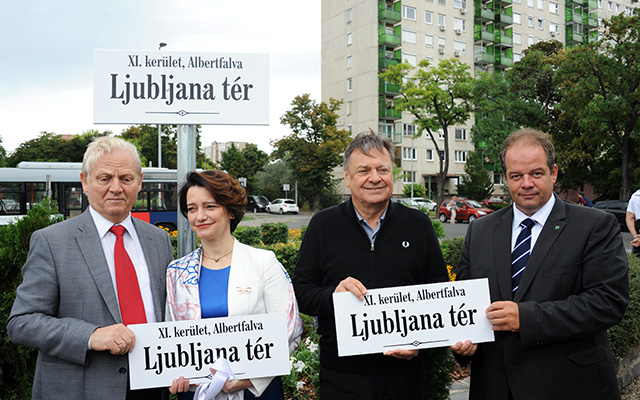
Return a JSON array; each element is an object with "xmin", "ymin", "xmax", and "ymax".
[{"xmin": 236, "ymin": 287, "xmax": 252, "ymax": 294}]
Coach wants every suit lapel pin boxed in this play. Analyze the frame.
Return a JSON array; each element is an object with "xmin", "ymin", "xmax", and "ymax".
[
  {"xmin": 555, "ymin": 225, "xmax": 560, "ymax": 230},
  {"xmin": 402, "ymin": 241, "xmax": 410, "ymax": 248}
]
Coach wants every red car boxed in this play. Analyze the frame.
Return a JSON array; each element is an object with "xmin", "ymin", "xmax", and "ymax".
[{"xmin": 439, "ymin": 198, "xmax": 494, "ymax": 223}]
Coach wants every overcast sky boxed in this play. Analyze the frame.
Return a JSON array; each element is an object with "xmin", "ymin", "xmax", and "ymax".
[{"xmin": 0, "ymin": 0, "xmax": 321, "ymax": 155}]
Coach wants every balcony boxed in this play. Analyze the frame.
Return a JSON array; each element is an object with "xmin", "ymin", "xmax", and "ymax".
[
  {"xmin": 567, "ymin": 31, "xmax": 584, "ymax": 43},
  {"xmin": 378, "ymin": 130, "xmax": 403, "ymax": 144},
  {"xmin": 494, "ymin": 0, "xmax": 513, "ymax": 6},
  {"xmin": 495, "ymin": 54, "xmax": 513, "ymax": 68},
  {"xmin": 585, "ymin": 0, "xmax": 598, "ymax": 9},
  {"xmin": 565, "ymin": 0, "xmax": 582, "ymax": 6},
  {"xmin": 379, "ymin": 32, "xmax": 401, "ymax": 48},
  {"xmin": 379, "ymin": 7, "xmax": 401, "ymax": 24},
  {"xmin": 494, "ymin": 12, "xmax": 513, "ymax": 25},
  {"xmin": 474, "ymin": 52, "xmax": 496, "ymax": 64},
  {"xmin": 584, "ymin": 12, "xmax": 598, "ymax": 28},
  {"xmin": 494, "ymin": 32, "xmax": 513, "ymax": 47},
  {"xmin": 379, "ymin": 79, "xmax": 401, "ymax": 94},
  {"xmin": 474, "ymin": 5, "xmax": 495, "ymax": 22},
  {"xmin": 474, "ymin": 28, "xmax": 495, "ymax": 42}
]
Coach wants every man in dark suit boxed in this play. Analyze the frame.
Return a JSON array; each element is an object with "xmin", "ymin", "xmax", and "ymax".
[
  {"xmin": 451, "ymin": 128, "xmax": 628, "ymax": 400},
  {"xmin": 7, "ymin": 137, "xmax": 174, "ymax": 400}
]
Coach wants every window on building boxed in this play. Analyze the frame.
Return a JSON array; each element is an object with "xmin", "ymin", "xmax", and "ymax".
[
  {"xmin": 537, "ymin": 0, "xmax": 544, "ymax": 9},
  {"xmin": 538, "ymin": 19, "xmax": 544, "ymax": 29},
  {"xmin": 513, "ymin": 12, "xmax": 522, "ymax": 24},
  {"xmin": 437, "ymin": 129, "xmax": 445, "ymax": 140},
  {"xmin": 403, "ymin": 171, "xmax": 417, "ymax": 184},
  {"xmin": 453, "ymin": 18, "xmax": 466, "ymax": 31},
  {"xmin": 455, "ymin": 128, "xmax": 467, "ymax": 140},
  {"xmin": 528, "ymin": 0, "xmax": 534, "ymax": 6},
  {"xmin": 598, "ymin": 0, "xmax": 602, "ymax": 8},
  {"xmin": 347, "ymin": 78, "xmax": 352, "ymax": 92},
  {"xmin": 425, "ymin": 33, "xmax": 434, "ymax": 47},
  {"xmin": 454, "ymin": 40, "xmax": 466, "ymax": 53},
  {"xmin": 404, "ymin": 124, "xmax": 417, "ymax": 137},
  {"xmin": 616, "ymin": 3, "xmax": 620, "ymax": 13},
  {"xmin": 528, "ymin": 35, "xmax": 535, "ymax": 45},
  {"xmin": 347, "ymin": 124, "xmax": 353, "ymax": 133},
  {"xmin": 550, "ymin": 22, "xmax": 559, "ymax": 34},
  {"xmin": 549, "ymin": 2, "xmax": 559, "ymax": 14},
  {"xmin": 513, "ymin": 32, "xmax": 522, "ymax": 44},
  {"xmin": 403, "ymin": 5, "xmax": 417, "ymax": 20},
  {"xmin": 426, "ymin": 149, "xmax": 434, "ymax": 161},
  {"xmin": 514, "ymin": 52, "xmax": 522, "ymax": 62},
  {"xmin": 527, "ymin": 16, "xmax": 534, "ymax": 27},
  {"xmin": 379, "ymin": 122, "xmax": 394, "ymax": 136},
  {"xmin": 455, "ymin": 151, "xmax": 467, "ymax": 162},
  {"xmin": 513, "ymin": 0, "xmax": 522, "ymax": 3},
  {"xmin": 403, "ymin": 52, "xmax": 417, "ymax": 66},
  {"xmin": 425, "ymin": 11, "xmax": 434, "ymax": 24},
  {"xmin": 403, "ymin": 29, "xmax": 417, "ymax": 43},
  {"xmin": 347, "ymin": 32, "xmax": 352, "ymax": 46},
  {"xmin": 346, "ymin": 8, "xmax": 353, "ymax": 23},
  {"xmin": 438, "ymin": 0, "xmax": 446, "ymax": 5},
  {"xmin": 346, "ymin": 101, "xmax": 352, "ymax": 115},
  {"xmin": 494, "ymin": 173, "xmax": 504, "ymax": 185},
  {"xmin": 438, "ymin": 14, "xmax": 446, "ymax": 28},
  {"xmin": 347, "ymin": 54, "xmax": 352, "ymax": 68},
  {"xmin": 439, "ymin": 150, "xmax": 446, "ymax": 160},
  {"xmin": 454, "ymin": 0, "xmax": 464, "ymax": 8},
  {"xmin": 608, "ymin": 2, "xmax": 612, "ymax": 11},
  {"xmin": 403, "ymin": 147, "xmax": 417, "ymax": 160}
]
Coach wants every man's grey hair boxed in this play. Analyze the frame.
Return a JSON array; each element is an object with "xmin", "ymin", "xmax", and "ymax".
[
  {"xmin": 82, "ymin": 136, "xmax": 142, "ymax": 178},
  {"xmin": 343, "ymin": 129, "xmax": 395, "ymax": 170},
  {"xmin": 499, "ymin": 128, "xmax": 555, "ymax": 173}
]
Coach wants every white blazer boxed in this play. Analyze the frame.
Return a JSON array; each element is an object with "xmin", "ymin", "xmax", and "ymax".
[{"xmin": 166, "ymin": 239, "xmax": 303, "ymax": 396}]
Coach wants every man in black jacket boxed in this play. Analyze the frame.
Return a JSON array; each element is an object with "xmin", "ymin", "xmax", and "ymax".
[{"xmin": 293, "ymin": 131, "xmax": 448, "ymax": 400}]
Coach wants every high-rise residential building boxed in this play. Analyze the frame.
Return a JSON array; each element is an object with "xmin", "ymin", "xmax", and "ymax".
[
  {"xmin": 322, "ymin": 0, "xmax": 636, "ymax": 199},
  {"xmin": 204, "ymin": 141, "xmax": 248, "ymax": 167}
]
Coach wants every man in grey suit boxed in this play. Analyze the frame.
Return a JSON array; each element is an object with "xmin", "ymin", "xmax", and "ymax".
[
  {"xmin": 7, "ymin": 137, "xmax": 174, "ymax": 400},
  {"xmin": 451, "ymin": 128, "xmax": 628, "ymax": 399}
]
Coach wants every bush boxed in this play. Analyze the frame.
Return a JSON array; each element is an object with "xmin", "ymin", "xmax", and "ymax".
[
  {"xmin": 233, "ymin": 226, "xmax": 263, "ymax": 246},
  {"xmin": 261, "ymin": 242, "xmax": 300, "ymax": 278},
  {"xmin": 0, "ymin": 198, "xmax": 64, "ymax": 400},
  {"xmin": 440, "ymin": 237, "xmax": 465, "ymax": 278},
  {"xmin": 261, "ymin": 223, "xmax": 289, "ymax": 245},
  {"xmin": 608, "ymin": 254, "xmax": 640, "ymax": 359},
  {"xmin": 282, "ymin": 314, "xmax": 320, "ymax": 399},
  {"xmin": 424, "ymin": 347, "xmax": 456, "ymax": 400}
]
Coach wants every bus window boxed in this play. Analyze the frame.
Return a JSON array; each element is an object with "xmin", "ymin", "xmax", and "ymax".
[
  {"xmin": 133, "ymin": 191, "xmax": 148, "ymax": 212},
  {"xmin": 64, "ymin": 185, "xmax": 84, "ymax": 217}
]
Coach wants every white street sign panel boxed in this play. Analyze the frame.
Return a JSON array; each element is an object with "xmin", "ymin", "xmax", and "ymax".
[
  {"xmin": 333, "ymin": 279, "xmax": 494, "ymax": 357},
  {"xmin": 94, "ymin": 49, "xmax": 269, "ymax": 125}
]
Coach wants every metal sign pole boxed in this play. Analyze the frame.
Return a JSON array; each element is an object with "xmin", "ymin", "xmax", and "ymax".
[{"xmin": 177, "ymin": 124, "xmax": 197, "ymax": 257}]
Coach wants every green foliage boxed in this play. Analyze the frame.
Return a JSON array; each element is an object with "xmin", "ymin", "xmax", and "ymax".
[
  {"xmin": 456, "ymin": 151, "xmax": 494, "ymax": 201},
  {"xmin": 273, "ymin": 94, "xmax": 352, "ymax": 212},
  {"xmin": 255, "ymin": 160, "xmax": 295, "ymax": 202},
  {"xmin": 282, "ymin": 314, "xmax": 320, "ymax": 399},
  {"xmin": 220, "ymin": 143, "xmax": 269, "ymax": 194},
  {"xmin": 403, "ymin": 183, "xmax": 427, "ymax": 198},
  {"xmin": 260, "ymin": 222, "xmax": 289, "ymax": 245},
  {"xmin": 432, "ymin": 219, "xmax": 445, "ymax": 240},
  {"xmin": 608, "ymin": 254, "xmax": 640, "ymax": 359},
  {"xmin": 0, "ymin": 198, "xmax": 63, "ymax": 400},
  {"xmin": 7, "ymin": 130, "xmax": 110, "ymax": 166},
  {"xmin": 440, "ymin": 237, "xmax": 466, "ymax": 276},
  {"xmin": 233, "ymin": 226, "xmax": 263, "ymax": 246},
  {"xmin": 0, "ymin": 135, "xmax": 8, "ymax": 167},
  {"xmin": 380, "ymin": 59, "xmax": 475, "ymax": 208},
  {"xmin": 262, "ymin": 242, "xmax": 300, "ymax": 278},
  {"xmin": 423, "ymin": 348, "xmax": 456, "ymax": 400}
]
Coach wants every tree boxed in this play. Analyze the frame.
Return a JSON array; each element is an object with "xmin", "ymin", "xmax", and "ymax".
[
  {"xmin": 272, "ymin": 94, "xmax": 352, "ymax": 212},
  {"xmin": 402, "ymin": 183, "xmax": 426, "ymax": 198},
  {"xmin": 456, "ymin": 151, "xmax": 494, "ymax": 201},
  {"xmin": 556, "ymin": 11, "xmax": 640, "ymax": 200},
  {"xmin": 120, "ymin": 124, "xmax": 209, "ymax": 169},
  {"xmin": 255, "ymin": 160, "xmax": 294, "ymax": 202},
  {"xmin": 7, "ymin": 131, "xmax": 109, "ymax": 166},
  {"xmin": 380, "ymin": 58, "xmax": 475, "ymax": 207},
  {"xmin": 220, "ymin": 143, "xmax": 269, "ymax": 194},
  {"xmin": 0, "ymin": 136, "xmax": 7, "ymax": 167}
]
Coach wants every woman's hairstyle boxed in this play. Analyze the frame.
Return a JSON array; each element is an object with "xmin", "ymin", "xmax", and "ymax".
[{"xmin": 178, "ymin": 170, "xmax": 247, "ymax": 233}]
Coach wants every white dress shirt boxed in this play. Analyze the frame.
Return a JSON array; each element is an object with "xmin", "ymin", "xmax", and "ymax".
[
  {"xmin": 511, "ymin": 195, "xmax": 556, "ymax": 252},
  {"xmin": 89, "ymin": 206, "xmax": 157, "ymax": 323}
]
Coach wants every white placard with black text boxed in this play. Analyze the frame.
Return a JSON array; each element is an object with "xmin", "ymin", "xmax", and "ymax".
[
  {"xmin": 333, "ymin": 279, "xmax": 495, "ymax": 357},
  {"xmin": 127, "ymin": 313, "xmax": 289, "ymax": 390}
]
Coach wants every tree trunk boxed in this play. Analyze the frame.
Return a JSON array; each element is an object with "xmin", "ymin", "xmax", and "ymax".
[{"xmin": 312, "ymin": 193, "xmax": 321, "ymax": 213}]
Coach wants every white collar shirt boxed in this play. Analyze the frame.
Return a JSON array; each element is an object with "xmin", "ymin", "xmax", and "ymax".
[
  {"xmin": 511, "ymin": 194, "xmax": 555, "ymax": 252},
  {"xmin": 89, "ymin": 206, "xmax": 156, "ymax": 323}
]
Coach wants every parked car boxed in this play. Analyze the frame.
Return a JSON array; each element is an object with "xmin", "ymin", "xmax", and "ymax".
[
  {"xmin": 390, "ymin": 197, "xmax": 421, "ymax": 210},
  {"xmin": 412, "ymin": 197, "xmax": 438, "ymax": 211},
  {"xmin": 594, "ymin": 200, "xmax": 628, "ymax": 231},
  {"xmin": 481, "ymin": 197, "xmax": 507, "ymax": 207},
  {"xmin": 246, "ymin": 195, "xmax": 269, "ymax": 213},
  {"xmin": 266, "ymin": 198, "xmax": 299, "ymax": 214},
  {"xmin": 439, "ymin": 198, "xmax": 494, "ymax": 223}
]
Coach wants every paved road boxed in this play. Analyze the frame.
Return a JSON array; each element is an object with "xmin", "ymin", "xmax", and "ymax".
[{"xmin": 239, "ymin": 211, "xmax": 634, "ymax": 251}]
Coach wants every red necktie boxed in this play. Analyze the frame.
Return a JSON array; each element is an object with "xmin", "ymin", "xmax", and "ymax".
[{"xmin": 110, "ymin": 225, "xmax": 147, "ymax": 325}]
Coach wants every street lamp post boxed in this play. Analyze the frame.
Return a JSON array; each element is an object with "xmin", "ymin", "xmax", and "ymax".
[{"xmin": 157, "ymin": 42, "xmax": 167, "ymax": 168}]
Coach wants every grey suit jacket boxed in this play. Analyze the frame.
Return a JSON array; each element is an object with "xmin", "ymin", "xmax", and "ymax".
[
  {"xmin": 457, "ymin": 195, "xmax": 629, "ymax": 400},
  {"xmin": 7, "ymin": 210, "xmax": 174, "ymax": 400}
]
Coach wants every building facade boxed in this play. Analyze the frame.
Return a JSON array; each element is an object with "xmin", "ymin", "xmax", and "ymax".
[
  {"xmin": 322, "ymin": 0, "xmax": 636, "ymax": 199},
  {"xmin": 204, "ymin": 141, "xmax": 248, "ymax": 167}
]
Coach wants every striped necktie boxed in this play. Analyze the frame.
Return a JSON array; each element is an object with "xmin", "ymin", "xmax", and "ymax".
[{"xmin": 512, "ymin": 218, "xmax": 535, "ymax": 295}]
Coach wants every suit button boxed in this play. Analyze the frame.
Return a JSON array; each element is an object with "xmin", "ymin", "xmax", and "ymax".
[{"xmin": 119, "ymin": 367, "xmax": 127, "ymax": 374}]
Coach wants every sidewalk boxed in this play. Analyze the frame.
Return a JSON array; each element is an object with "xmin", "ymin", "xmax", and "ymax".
[{"xmin": 449, "ymin": 378, "xmax": 470, "ymax": 400}]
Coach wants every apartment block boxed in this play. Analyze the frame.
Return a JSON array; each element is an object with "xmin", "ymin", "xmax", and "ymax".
[
  {"xmin": 322, "ymin": 0, "xmax": 636, "ymax": 199},
  {"xmin": 204, "ymin": 141, "xmax": 248, "ymax": 167}
]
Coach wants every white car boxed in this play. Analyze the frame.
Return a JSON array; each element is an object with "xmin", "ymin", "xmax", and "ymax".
[
  {"xmin": 411, "ymin": 197, "xmax": 437, "ymax": 211},
  {"xmin": 267, "ymin": 198, "xmax": 299, "ymax": 214}
]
